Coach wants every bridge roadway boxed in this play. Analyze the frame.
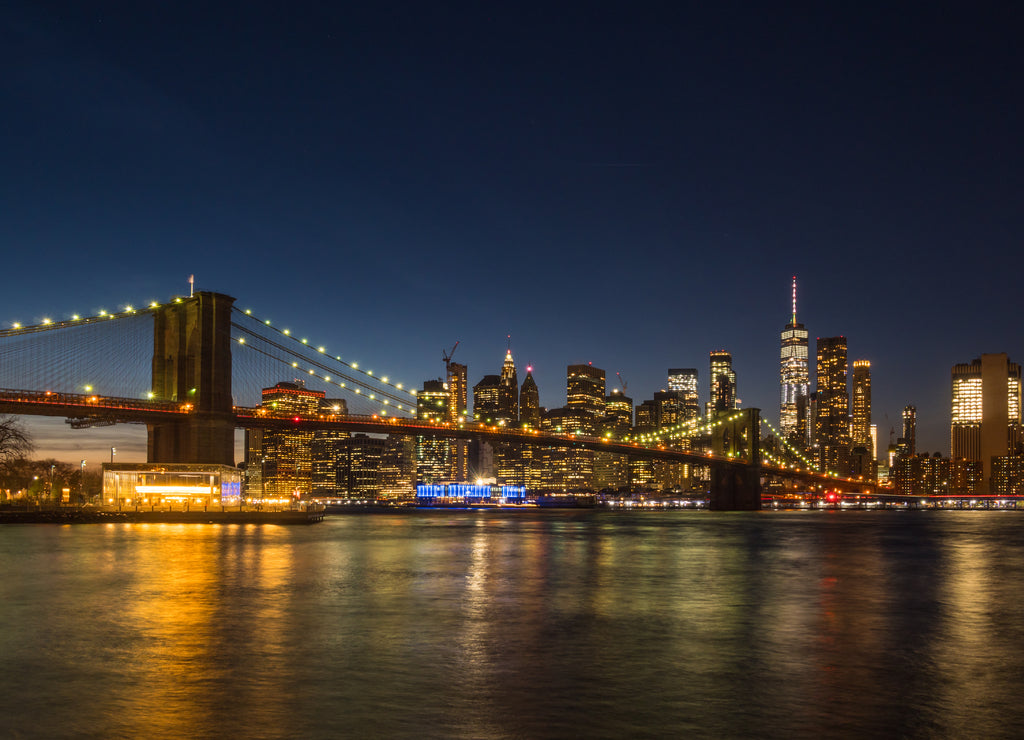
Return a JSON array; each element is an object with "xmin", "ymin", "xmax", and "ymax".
[{"xmin": 0, "ymin": 388, "xmax": 876, "ymax": 494}]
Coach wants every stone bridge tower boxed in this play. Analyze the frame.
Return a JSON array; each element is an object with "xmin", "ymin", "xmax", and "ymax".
[
  {"xmin": 709, "ymin": 407, "xmax": 761, "ymax": 510},
  {"xmin": 148, "ymin": 292, "xmax": 236, "ymax": 465}
]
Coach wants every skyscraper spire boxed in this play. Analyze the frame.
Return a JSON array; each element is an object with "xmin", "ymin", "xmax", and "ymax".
[{"xmin": 791, "ymin": 275, "xmax": 798, "ymax": 327}]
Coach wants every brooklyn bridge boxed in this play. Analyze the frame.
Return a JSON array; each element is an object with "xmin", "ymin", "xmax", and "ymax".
[{"xmin": 0, "ymin": 291, "xmax": 878, "ymax": 510}]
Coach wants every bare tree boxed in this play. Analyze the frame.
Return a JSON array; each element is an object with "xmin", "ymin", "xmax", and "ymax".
[{"xmin": 0, "ymin": 415, "xmax": 33, "ymax": 473}]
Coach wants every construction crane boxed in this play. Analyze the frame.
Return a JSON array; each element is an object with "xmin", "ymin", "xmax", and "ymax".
[
  {"xmin": 442, "ymin": 341, "xmax": 460, "ymax": 377},
  {"xmin": 616, "ymin": 372, "xmax": 627, "ymax": 393}
]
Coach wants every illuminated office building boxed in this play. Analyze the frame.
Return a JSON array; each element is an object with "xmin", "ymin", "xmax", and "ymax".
[
  {"xmin": 567, "ymin": 363, "xmax": 606, "ymax": 433},
  {"xmin": 416, "ymin": 379, "xmax": 450, "ymax": 484},
  {"xmin": 668, "ymin": 368, "xmax": 701, "ymax": 421},
  {"xmin": 779, "ymin": 277, "xmax": 810, "ymax": 441},
  {"xmin": 951, "ymin": 353, "xmax": 1022, "ymax": 492},
  {"xmin": 539, "ymin": 407, "xmax": 594, "ymax": 490},
  {"xmin": 596, "ymin": 390, "xmax": 633, "ymax": 490},
  {"xmin": 851, "ymin": 360, "xmax": 872, "ymax": 449},
  {"xmin": 815, "ymin": 337, "xmax": 850, "ymax": 474},
  {"xmin": 255, "ymin": 381, "xmax": 325, "ymax": 499},
  {"xmin": 310, "ymin": 397, "xmax": 351, "ymax": 496},
  {"xmin": 604, "ymin": 390, "xmax": 633, "ymax": 435},
  {"xmin": 709, "ymin": 351, "xmax": 737, "ymax": 414},
  {"xmin": 446, "ymin": 361, "xmax": 468, "ymax": 482}
]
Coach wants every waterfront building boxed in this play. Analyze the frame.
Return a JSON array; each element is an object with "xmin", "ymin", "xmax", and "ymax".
[
  {"xmin": 380, "ymin": 435, "xmax": 416, "ymax": 499},
  {"xmin": 815, "ymin": 337, "xmax": 851, "ymax": 475},
  {"xmin": 519, "ymin": 367, "xmax": 541, "ymax": 428},
  {"xmin": 992, "ymin": 450, "xmax": 1024, "ymax": 495},
  {"xmin": 102, "ymin": 463, "xmax": 243, "ymax": 508},
  {"xmin": 891, "ymin": 453, "xmax": 983, "ymax": 497},
  {"xmin": 779, "ymin": 277, "xmax": 810, "ymax": 441},
  {"xmin": 709, "ymin": 351, "xmax": 737, "ymax": 414},
  {"xmin": 416, "ymin": 379, "xmax": 449, "ymax": 484},
  {"xmin": 951, "ymin": 354, "xmax": 1022, "ymax": 492}
]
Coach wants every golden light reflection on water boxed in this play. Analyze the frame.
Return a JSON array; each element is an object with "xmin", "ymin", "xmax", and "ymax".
[
  {"xmin": 4, "ymin": 511, "xmax": 1024, "ymax": 738},
  {"xmin": 90, "ymin": 522, "xmax": 299, "ymax": 739}
]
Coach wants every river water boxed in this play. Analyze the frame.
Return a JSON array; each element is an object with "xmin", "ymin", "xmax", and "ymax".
[{"xmin": 2, "ymin": 510, "xmax": 1023, "ymax": 739}]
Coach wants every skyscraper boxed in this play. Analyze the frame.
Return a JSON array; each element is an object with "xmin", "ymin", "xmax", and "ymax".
[
  {"xmin": 519, "ymin": 366, "xmax": 541, "ymax": 427},
  {"xmin": 815, "ymin": 337, "xmax": 850, "ymax": 474},
  {"xmin": 254, "ymin": 381, "xmax": 325, "ymax": 498},
  {"xmin": 902, "ymin": 405, "xmax": 917, "ymax": 456},
  {"xmin": 498, "ymin": 349, "xmax": 519, "ymax": 423},
  {"xmin": 951, "ymin": 354, "xmax": 1022, "ymax": 492},
  {"xmin": 416, "ymin": 379, "xmax": 449, "ymax": 484},
  {"xmin": 668, "ymin": 368, "xmax": 701, "ymax": 422},
  {"xmin": 779, "ymin": 277, "xmax": 809, "ymax": 440},
  {"xmin": 851, "ymin": 360, "xmax": 872, "ymax": 449},
  {"xmin": 567, "ymin": 363, "xmax": 606, "ymax": 421},
  {"xmin": 446, "ymin": 361, "xmax": 468, "ymax": 481},
  {"xmin": 446, "ymin": 361, "xmax": 468, "ymax": 422},
  {"xmin": 709, "ymin": 351, "xmax": 737, "ymax": 414}
]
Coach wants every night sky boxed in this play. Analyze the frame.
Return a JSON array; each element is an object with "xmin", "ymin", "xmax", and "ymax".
[{"xmin": 2, "ymin": 2, "xmax": 1022, "ymax": 464}]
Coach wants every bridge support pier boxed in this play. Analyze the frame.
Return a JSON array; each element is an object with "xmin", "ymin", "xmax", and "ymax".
[
  {"xmin": 148, "ymin": 292, "xmax": 236, "ymax": 466},
  {"xmin": 709, "ymin": 408, "xmax": 761, "ymax": 511}
]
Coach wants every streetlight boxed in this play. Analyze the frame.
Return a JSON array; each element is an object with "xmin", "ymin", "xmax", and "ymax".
[
  {"xmin": 80, "ymin": 460, "xmax": 86, "ymax": 504},
  {"xmin": 111, "ymin": 447, "xmax": 116, "ymax": 464}
]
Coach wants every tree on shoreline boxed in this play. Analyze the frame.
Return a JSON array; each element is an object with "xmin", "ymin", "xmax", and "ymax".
[{"xmin": 0, "ymin": 415, "xmax": 33, "ymax": 475}]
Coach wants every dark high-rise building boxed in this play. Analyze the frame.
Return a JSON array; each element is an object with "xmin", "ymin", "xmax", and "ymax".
[
  {"xmin": 815, "ymin": 337, "xmax": 850, "ymax": 474},
  {"xmin": 851, "ymin": 360, "xmax": 872, "ymax": 449},
  {"xmin": 519, "ymin": 366, "xmax": 541, "ymax": 428},
  {"xmin": 709, "ymin": 351, "xmax": 737, "ymax": 414},
  {"xmin": 779, "ymin": 277, "xmax": 810, "ymax": 440},
  {"xmin": 473, "ymin": 375, "xmax": 502, "ymax": 424},
  {"xmin": 951, "ymin": 354, "xmax": 1022, "ymax": 492},
  {"xmin": 902, "ymin": 405, "xmax": 917, "ymax": 456}
]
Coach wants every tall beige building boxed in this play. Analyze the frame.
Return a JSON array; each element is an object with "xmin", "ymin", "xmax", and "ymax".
[
  {"xmin": 851, "ymin": 360, "xmax": 872, "ymax": 449},
  {"xmin": 951, "ymin": 353, "xmax": 1022, "ymax": 492}
]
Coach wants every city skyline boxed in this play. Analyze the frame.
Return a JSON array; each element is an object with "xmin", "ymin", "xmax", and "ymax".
[
  {"xmin": 8, "ymin": 279, "xmax": 1018, "ymax": 469},
  {"xmin": 3, "ymin": 4, "xmax": 1021, "ymax": 464}
]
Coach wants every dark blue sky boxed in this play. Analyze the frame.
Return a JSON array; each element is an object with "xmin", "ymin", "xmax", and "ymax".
[{"xmin": 2, "ymin": 2, "xmax": 1022, "ymax": 461}]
